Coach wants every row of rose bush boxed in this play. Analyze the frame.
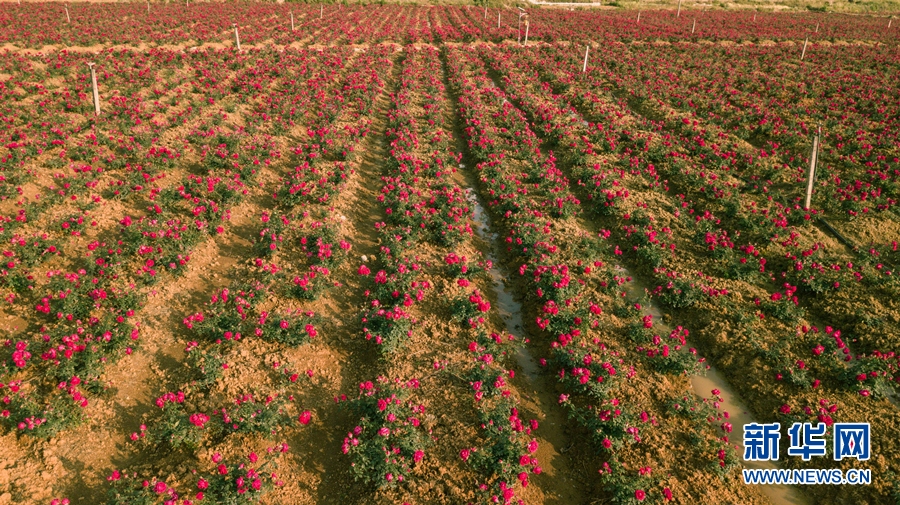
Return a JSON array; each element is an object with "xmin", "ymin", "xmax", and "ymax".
[
  {"xmin": 472, "ymin": 42, "xmax": 898, "ymax": 504},
  {"xmin": 4, "ymin": 4, "xmax": 890, "ymax": 49},
  {"xmin": 443, "ymin": 44, "xmax": 747, "ymax": 504},
  {"xmin": 0, "ymin": 46, "xmax": 372, "ymax": 440},
  {"xmin": 101, "ymin": 46, "xmax": 398, "ymax": 505}
]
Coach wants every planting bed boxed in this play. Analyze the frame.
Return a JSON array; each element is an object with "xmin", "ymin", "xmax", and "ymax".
[{"xmin": 0, "ymin": 3, "xmax": 897, "ymax": 505}]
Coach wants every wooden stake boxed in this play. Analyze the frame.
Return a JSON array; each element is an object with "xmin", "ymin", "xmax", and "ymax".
[
  {"xmin": 637, "ymin": 12, "xmax": 641, "ymax": 22},
  {"xmin": 321, "ymin": 5, "xmax": 323, "ymax": 19},
  {"xmin": 518, "ymin": 13, "xmax": 521, "ymax": 44},
  {"xmin": 87, "ymin": 63, "xmax": 100, "ymax": 116},
  {"xmin": 524, "ymin": 21, "xmax": 529, "ymax": 46},
  {"xmin": 815, "ymin": 22, "xmax": 819, "ymax": 33},
  {"xmin": 65, "ymin": 5, "xmax": 70, "ymax": 23},
  {"xmin": 676, "ymin": 0, "xmax": 682, "ymax": 17},
  {"xmin": 691, "ymin": 19, "xmax": 696, "ymax": 34},
  {"xmin": 889, "ymin": 18, "xmax": 892, "ymax": 28},
  {"xmin": 753, "ymin": 13, "xmax": 756, "ymax": 22},
  {"xmin": 582, "ymin": 44, "xmax": 589, "ymax": 73},
  {"xmin": 800, "ymin": 36, "xmax": 808, "ymax": 60},
  {"xmin": 804, "ymin": 127, "xmax": 820, "ymax": 210},
  {"xmin": 291, "ymin": 11, "xmax": 294, "ymax": 31},
  {"xmin": 498, "ymin": 10, "xmax": 501, "ymax": 29},
  {"xmin": 233, "ymin": 23, "xmax": 241, "ymax": 52}
]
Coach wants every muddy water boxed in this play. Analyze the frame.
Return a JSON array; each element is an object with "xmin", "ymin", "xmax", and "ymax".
[
  {"xmin": 612, "ymin": 265, "xmax": 809, "ymax": 505},
  {"xmin": 466, "ymin": 185, "xmax": 540, "ymax": 384},
  {"xmin": 463, "ymin": 179, "xmax": 585, "ymax": 503}
]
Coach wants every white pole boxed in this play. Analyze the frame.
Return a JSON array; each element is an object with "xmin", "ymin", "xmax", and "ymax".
[
  {"xmin": 676, "ymin": 0, "xmax": 682, "ymax": 17},
  {"xmin": 291, "ymin": 11, "xmax": 294, "ymax": 31},
  {"xmin": 889, "ymin": 18, "xmax": 892, "ymax": 28},
  {"xmin": 637, "ymin": 12, "xmax": 641, "ymax": 23},
  {"xmin": 147, "ymin": 1, "xmax": 150, "ymax": 12},
  {"xmin": 233, "ymin": 23, "xmax": 241, "ymax": 52},
  {"xmin": 815, "ymin": 22, "xmax": 819, "ymax": 33},
  {"xmin": 582, "ymin": 44, "xmax": 589, "ymax": 73},
  {"xmin": 691, "ymin": 19, "xmax": 696, "ymax": 34},
  {"xmin": 498, "ymin": 10, "xmax": 501, "ymax": 29},
  {"xmin": 87, "ymin": 63, "xmax": 100, "ymax": 116},
  {"xmin": 804, "ymin": 128, "xmax": 820, "ymax": 210},
  {"xmin": 320, "ymin": 4, "xmax": 323, "ymax": 19},
  {"xmin": 753, "ymin": 13, "xmax": 756, "ymax": 22},
  {"xmin": 518, "ymin": 13, "xmax": 522, "ymax": 44},
  {"xmin": 524, "ymin": 21, "xmax": 529, "ymax": 46},
  {"xmin": 65, "ymin": 5, "xmax": 70, "ymax": 23},
  {"xmin": 484, "ymin": 7, "xmax": 487, "ymax": 19},
  {"xmin": 800, "ymin": 36, "xmax": 808, "ymax": 60}
]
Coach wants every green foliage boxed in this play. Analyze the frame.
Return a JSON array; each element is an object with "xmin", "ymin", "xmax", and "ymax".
[
  {"xmin": 644, "ymin": 341, "xmax": 706, "ymax": 376},
  {"xmin": 552, "ymin": 345, "xmax": 628, "ymax": 402},
  {"xmin": 468, "ymin": 329, "xmax": 523, "ymax": 361},
  {"xmin": 657, "ymin": 278, "xmax": 700, "ymax": 309},
  {"xmin": 360, "ymin": 305, "xmax": 414, "ymax": 355},
  {"xmin": 3, "ymin": 273, "xmax": 32, "ymax": 293},
  {"xmin": 287, "ymin": 265, "xmax": 332, "ymax": 301},
  {"xmin": 185, "ymin": 342, "xmax": 226, "ymax": 390},
  {"xmin": 626, "ymin": 320, "xmax": 653, "ymax": 344},
  {"xmin": 597, "ymin": 457, "xmax": 667, "ymax": 504},
  {"xmin": 543, "ymin": 303, "xmax": 588, "ymax": 338},
  {"xmin": 253, "ymin": 225, "xmax": 285, "ymax": 258},
  {"xmin": 341, "ymin": 378, "xmax": 427, "ymax": 488},
  {"xmin": 218, "ymin": 394, "xmax": 294, "ymax": 437},
  {"xmin": 261, "ymin": 311, "xmax": 319, "ymax": 347},
  {"xmin": 449, "ymin": 292, "xmax": 483, "ymax": 327},
  {"xmin": 552, "ymin": 343, "xmax": 639, "ymax": 456},
  {"xmin": 531, "ymin": 262, "xmax": 583, "ymax": 303},
  {"xmin": 0, "ymin": 384, "xmax": 87, "ymax": 439},
  {"xmin": 751, "ymin": 336, "xmax": 812, "ymax": 388},
  {"xmin": 226, "ymin": 278, "xmax": 269, "ymax": 310},
  {"xmin": 193, "ymin": 451, "xmax": 283, "ymax": 505},
  {"xmin": 47, "ymin": 318, "xmax": 137, "ymax": 387},
  {"xmin": 635, "ymin": 243, "xmax": 665, "ymax": 269},
  {"xmin": 104, "ymin": 475, "xmax": 175, "ymax": 505},
  {"xmin": 837, "ymin": 354, "xmax": 897, "ymax": 399},
  {"xmin": 147, "ymin": 394, "xmax": 206, "ymax": 451},
  {"xmin": 563, "ymin": 396, "xmax": 635, "ymax": 455},
  {"xmin": 760, "ymin": 295, "xmax": 806, "ymax": 325},
  {"xmin": 105, "ymin": 451, "xmax": 283, "ymax": 505},
  {"xmin": 297, "ymin": 223, "xmax": 349, "ymax": 270},
  {"xmin": 9, "ymin": 234, "xmax": 60, "ymax": 268},
  {"xmin": 472, "ymin": 0, "xmax": 504, "ymax": 8},
  {"xmin": 889, "ymin": 471, "xmax": 900, "ymax": 505},
  {"xmin": 667, "ymin": 390, "xmax": 740, "ymax": 479},
  {"xmin": 467, "ymin": 392, "xmax": 539, "ymax": 497},
  {"xmin": 185, "ymin": 288, "xmax": 251, "ymax": 342}
]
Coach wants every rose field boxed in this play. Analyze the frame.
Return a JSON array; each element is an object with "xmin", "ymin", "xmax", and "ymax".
[{"xmin": 0, "ymin": 2, "xmax": 898, "ymax": 505}]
